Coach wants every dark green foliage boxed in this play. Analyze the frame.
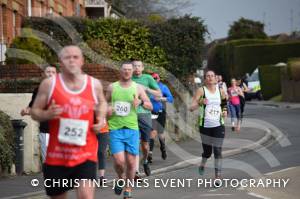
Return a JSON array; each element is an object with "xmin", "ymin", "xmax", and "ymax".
[
  {"xmin": 258, "ymin": 65, "xmax": 282, "ymax": 100},
  {"xmin": 228, "ymin": 17, "xmax": 267, "ymax": 40},
  {"xmin": 0, "ymin": 110, "xmax": 15, "ymax": 173},
  {"xmin": 7, "ymin": 16, "xmax": 207, "ymax": 84},
  {"xmin": 5, "ymin": 29, "xmax": 53, "ymax": 64},
  {"xmin": 210, "ymin": 39, "xmax": 275, "ymax": 81},
  {"xmin": 83, "ymin": 18, "xmax": 167, "ymax": 67},
  {"xmin": 147, "ymin": 15, "xmax": 208, "ymax": 80},
  {"xmin": 85, "ymin": 39, "xmax": 112, "ymax": 63},
  {"xmin": 235, "ymin": 41, "xmax": 300, "ymax": 77}
]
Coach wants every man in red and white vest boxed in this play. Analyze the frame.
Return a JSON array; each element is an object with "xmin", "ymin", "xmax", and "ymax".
[{"xmin": 31, "ymin": 45, "xmax": 107, "ymax": 199}]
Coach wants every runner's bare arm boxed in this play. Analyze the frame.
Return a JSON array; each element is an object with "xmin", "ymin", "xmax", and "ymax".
[
  {"xmin": 138, "ymin": 85, "xmax": 153, "ymax": 111},
  {"xmin": 145, "ymin": 87, "xmax": 161, "ymax": 98},
  {"xmin": 94, "ymin": 79, "xmax": 107, "ymax": 124},
  {"xmin": 238, "ymin": 87, "xmax": 245, "ymax": 98},
  {"xmin": 105, "ymin": 83, "xmax": 113, "ymax": 116},
  {"xmin": 220, "ymin": 88, "xmax": 228, "ymax": 100},
  {"xmin": 31, "ymin": 78, "xmax": 61, "ymax": 121},
  {"xmin": 189, "ymin": 87, "xmax": 204, "ymax": 112},
  {"xmin": 220, "ymin": 88, "xmax": 228, "ymax": 117}
]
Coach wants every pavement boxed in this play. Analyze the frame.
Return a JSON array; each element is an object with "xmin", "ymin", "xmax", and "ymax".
[
  {"xmin": 247, "ymin": 100, "xmax": 300, "ymax": 109},
  {"xmin": 0, "ymin": 124, "xmax": 271, "ymax": 199}
]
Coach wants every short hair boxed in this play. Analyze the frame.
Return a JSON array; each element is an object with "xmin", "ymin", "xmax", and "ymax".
[
  {"xmin": 58, "ymin": 45, "xmax": 83, "ymax": 60},
  {"xmin": 42, "ymin": 65, "xmax": 56, "ymax": 71},
  {"xmin": 131, "ymin": 59, "xmax": 143, "ymax": 66},
  {"xmin": 120, "ymin": 61, "xmax": 133, "ymax": 68},
  {"xmin": 204, "ymin": 69, "xmax": 216, "ymax": 77}
]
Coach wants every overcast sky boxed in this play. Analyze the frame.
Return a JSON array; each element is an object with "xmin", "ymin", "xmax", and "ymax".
[{"xmin": 182, "ymin": 0, "xmax": 300, "ymax": 41}]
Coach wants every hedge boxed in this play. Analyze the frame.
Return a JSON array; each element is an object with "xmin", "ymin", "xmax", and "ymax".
[
  {"xmin": 235, "ymin": 41, "xmax": 300, "ymax": 77},
  {"xmin": 210, "ymin": 39, "xmax": 276, "ymax": 81},
  {"xmin": 210, "ymin": 39, "xmax": 300, "ymax": 82},
  {"xmin": 83, "ymin": 18, "xmax": 167, "ymax": 67},
  {"xmin": 0, "ymin": 110, "xmax": 15, "ymax": 174},
  {"xmin": 9, "ymin": 17, "xmax": 168, "ymax": 71},
  {"xmin": 258, "ymin": 65, "xmax": 283, "ymax": 100},
  {"xmin": 147, "ymin": 15, "xmax": 208, "ymax": 80}
]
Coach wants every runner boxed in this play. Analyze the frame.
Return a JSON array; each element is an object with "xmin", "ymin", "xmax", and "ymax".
[
  {"xmin": 148, "ymin": 73, "xmax": 174, "ymax": 163},
  {"xmin": 31, "ymin": 45, "xmax": 107, "ymax": 199},
  {"xmin": 96, "ymin": 118, "xmax": 109, "ymax": 185},
  {"xmin": 236, "ymin": 77, "xmax": 249, "ymax": 119},
  {"xmin": 189, "ymin": 70, "xmax": 227, "ymax": 182},
  {"xmin": 132, "ymin": 60, "xmax": 161, "ymax": 177},
  {"xmin": 228, "ymin": 78, "xmax": 244, "ymax": 132},
  {"xmin": 20, "ymin": 65, "xmax": 57, "ymax": 162},
  {"xmin": 106, "ymin": 61, "xmax": 152, "ymax": 198},
  {"xmin": 217, "ymin": 75, "xmax": 228, "ymax": 98}
]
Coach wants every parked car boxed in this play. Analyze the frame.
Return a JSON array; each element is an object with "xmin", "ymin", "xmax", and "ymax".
[{"xmin": 245, "ymin": 69, "xmax": 263, "ymax": 101}]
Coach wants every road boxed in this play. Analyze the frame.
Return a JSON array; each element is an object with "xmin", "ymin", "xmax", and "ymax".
[
  {"xmin": 1, "ymin": 104, "xmax": 300, "ymax": 199},
  {"xmin": 91, "ymin": 104, "xmax": 300, "ymax": 199}
]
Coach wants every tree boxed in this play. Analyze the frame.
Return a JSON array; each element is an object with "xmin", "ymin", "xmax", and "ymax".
[
  {"xmin": 111, "ymin": 0, "xmax": 191, "ymax": 19},
  {"xmin": 147, "ymin": 15, "xmax": 208, "ymax": 80},
  {"xmin": 228, "ymin": 17, "xmax": 267, "ymax": 40}
]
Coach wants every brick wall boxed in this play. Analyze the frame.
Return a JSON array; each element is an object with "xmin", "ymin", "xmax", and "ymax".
[
  {"xmin": 0, "ymin": 63, "xmax": 120, "ymax": 93},
  {"xmin": 1, "ymin": 0, "xmax": 86, "ymax": 48}
]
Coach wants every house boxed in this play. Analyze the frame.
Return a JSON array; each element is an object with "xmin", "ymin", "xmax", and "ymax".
[
  {"xmin": 85, "ymin": 0, "xmax": 125, "ymax": 19},
  {"xmin": 0, "ymin": 0, "xmax": 86, "ymax": 64}
]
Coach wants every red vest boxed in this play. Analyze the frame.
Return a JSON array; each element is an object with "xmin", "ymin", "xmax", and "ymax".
[{"xmin": 45, "ymin": 74, "xmax": 98, "ymax": 167}]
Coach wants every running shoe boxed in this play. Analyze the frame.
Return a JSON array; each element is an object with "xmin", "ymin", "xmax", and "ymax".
[
  {"xmin": 198, "ymin": 165, "xmax": 205, "ymax": 175},
  {"xmin": 143, "ymin": 162, "xmax": 151, "ymax": 176},
  {"xmin": 147, "ymin": 153, "xmax": 153, "ymax": 163},
  {"xmin": 161, "ymin": 149, "xmax": 167, "ymax": 160},
  {"xmin": 123, "ymin": 190, "xmax": 133, "ymax": 199},
  {"xmin": 114, "ymin": 184, "xmax": 123, "ymax": 195}
]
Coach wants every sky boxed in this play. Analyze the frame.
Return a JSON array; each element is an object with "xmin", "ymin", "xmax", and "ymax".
[{"xmin": 182, "ymin": 0, "xmax": 300, "ymax": 41}]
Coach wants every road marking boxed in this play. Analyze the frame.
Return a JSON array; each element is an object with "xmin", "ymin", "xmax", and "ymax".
[
  {"xmin": 0, "ymin": 191, "xmax": 44, "ymax": 199},
  {"xmin": 248, "ymin": 192, "xmax": 271, "ymax": 199},
  {"xmin": 199, "ymin": 193, "xmax": 232, "ymax": 197},
  {"xmin": 264, "ymin": 167, "xmax": 296, "ymax": 176}
]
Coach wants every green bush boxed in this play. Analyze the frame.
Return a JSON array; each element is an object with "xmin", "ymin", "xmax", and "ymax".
[
  {"xmin": 210, "ymin": 40, "xmax": 300, "ymax": 82},
  {"xmin": 22, "ymin": 17, "xmax": 86, "ymax": 47},
  {"xmin": 85, "ymin": 39, "xmax": 112, "ymax": 63},
  {"xmin": 83, "ymin": 18, "xmax": 167, "ymax": 67},
  {"xmin": 210, "ymin": 39, "xmax": 275, "ymax": 81},
  {"xmin": 147, "ymin": 15, "xmax": 208, "ymax": 81},
  {"xmin": 258, "ymin": 65, "xmax": 282, "ymax": 100},
  {"xmin": 5, "ymin": 29, "xmax": 53, "ymax": 64},
  {"xmin": 235, "ymin": 41, "xmax": 300, "ymax": 77},
  {"xmin": 0, "ymin": 110, "xmax": 15, "ymax": 173}
]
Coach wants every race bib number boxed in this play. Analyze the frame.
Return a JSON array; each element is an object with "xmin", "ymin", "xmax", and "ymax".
[
  {"xmin": 205, "ymin": 105, "xmax": 221, "ymax": 121},
  {"xmin": 58, "ymin": 118, "xmax": 88, "ymax": 146},
  {"xmin": 230, "ymin": 89, "xmax": 238, "ymax": 96},
  {"xmin": 114, "ymin": 101, "xmax": 131, "ymax": 116}
]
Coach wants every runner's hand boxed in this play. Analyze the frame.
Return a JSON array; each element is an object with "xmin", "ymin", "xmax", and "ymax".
[
  {"xmin": 20, "ymin": 107, "xmax": 30, "ymax": 116},
  {"xmin": 92, "ymin": 117, "xmax": 105, "ymax": 134},
  {"xmin": 133, "ymin": 94, "xmax": 141, "ymax": 108},
  {"xmin": 107, "ymin": 105, "xmax": 114, "ymax": 116},
  {"xmin": 222, "ymin": 110, "xmax": 227, "ymax": 118},
  {"xmin": 198, "ymin": 98, "xmax": 208, "ymax": 105},
  {"xmin": 46, "ymin": 100, "xmax": 63, "ymax": 119}
]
